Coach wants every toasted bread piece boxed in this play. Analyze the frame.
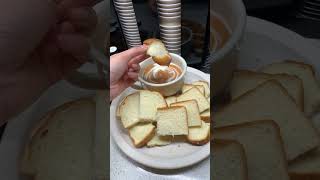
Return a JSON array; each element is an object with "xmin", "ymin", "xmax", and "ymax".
[
  {"xmin": 212, "ymin": 139, "xmax": 249, "ymax": 180},
  {"xmin": 20, "ymin": 99, "xmax": 96, "ymax": 180},
  {"xmin": 187, "ymin": 121, "xmax": 210, "ymax": 145},
  {"xmin": 139, "ymin": 90, "xmax": 167, "ymax": 122},
  {"xmin": 182, "ymin": 84, "xmax": 205, "ymax": 95},
  {"xmin": 165, "ymin": 96, "xmax": 177, "ymax": 106},
  {"xmin": 260, "ymin": 60, "xmax": 320, "ymax": 116},
  {"xmin": 215, "ymin": 120, "xmax": 290, "ymax": 180},
  {"xmin": 129, "ymin": 123, "xmax": 155, "ymax": 148},
  {"xmin": 119, "ymin": 92, "xmax": 140, "ymax": 128},
  {"xmin": 177, "ymin": 87, "xmax": 210, "ymax": 113},
  {"xmin": 192, "ymin": 81, "xmax": 210, "ymax": 98},
  {"xmin": 156, "ymin": 107, "xmax": 188, "ymax": 136},
  {"xmin": 143, "ymin": 38, "xmax": 161, "ymax": 46},
  {"xmin": 147, "ymin": 134, "xmax": 172, "ymax": 147},
  {"xmin": 215, "ymin": 80, "xmax": 320, "ymax": 161},
  {"xmin": 146, "ymin": 39, "xmax": 171, "ymax": 66},
  {"xmin": 231, "ymin": 70, "xmax": 304, "ymax": 110},
  {"xmin": 171, "ymin": 100, "xmax": 202, "ymax": 127}
]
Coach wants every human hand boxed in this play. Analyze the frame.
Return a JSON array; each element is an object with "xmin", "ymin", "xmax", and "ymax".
[
  {"xmin": 0, "ymin": 0, "xmax": 100, "ymax": 123},
  {"xmin": 110, "ymin": 45, "xmax": 149, "ymax": 100}
]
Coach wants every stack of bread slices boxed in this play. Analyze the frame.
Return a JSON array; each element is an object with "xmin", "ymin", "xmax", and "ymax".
[
  {"xmin": 213, "ymin": 60, "xmax": 320, "ymax": 180},
  {"xmin": 117, "ymin": 80, "xmax": 211, "ymax": 148}
]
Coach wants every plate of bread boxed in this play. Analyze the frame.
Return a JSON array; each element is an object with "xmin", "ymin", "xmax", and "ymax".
[
  {"xmin": 110, "ymin": 39, "xmax": 210, "ymax": 169},
  {"xmin": 213, "ymin": 16, "xmax": 320, "ymax": 180}
]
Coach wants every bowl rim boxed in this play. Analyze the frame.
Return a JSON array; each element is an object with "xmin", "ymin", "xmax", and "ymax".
[{"xmin": 138, "ymin": 53, "xmax": 187, "ymax": 87}]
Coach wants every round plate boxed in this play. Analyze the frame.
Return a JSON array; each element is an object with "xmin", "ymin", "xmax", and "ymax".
[{"xmin": 110, "ymin": 67, "xmax": 210, "ymax": 169}]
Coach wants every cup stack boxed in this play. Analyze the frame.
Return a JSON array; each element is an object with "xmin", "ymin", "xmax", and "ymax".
[
  {"xmin": 157, "ymin": 0, "xmax": 182, "ymax": 55},
  {"xmin": 113, "ymin": 0, "xmax": 141, "ymax": 48}
]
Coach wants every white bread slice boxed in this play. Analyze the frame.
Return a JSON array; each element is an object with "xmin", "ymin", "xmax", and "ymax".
[
  {"xmin": 129, "ymin": 123, "xmax": 155, "ymax": 148},
  {"xmin": 145, "ymin": 39, "xmax": 171, "ymax": 66},
  {"xmin": 182, "ymin": 84, "xmax": 205, "ymax": 95},
  {"xmin": 260, "ymin": 60, "xmax": 320, "ymax": 116},
  {"xmin": 187, "ymin": 121, "xmax": 210, "ymax": 145},
  {"xmin": 231, "ymin": 70, "xmax": 304, "ymax": 110},
  {"xmin": 165, "ymin": 96, "xmax": 177, "ymax": 106},
  {"xmin": 212, "ymin": 140, "xmax": 248, "ymax": 180},
  {"xmin": 215, "ymin": 120, "xmax": 290, "ymax": 180},
  {"xmin": 192, "ymin": 81, "xmax": 210, "ymax": 98},
  {"xmin": 139, "ymin": 90, "xmax": 167, "ymax": 122},
  {"xmin": 116, "ymin": 97, "xmax": 125, "ymax": 119},
  {"xmin": 147, "ymin": 134, "xmax": 172, "ymax": 147},
  {"xmin": 20, "ymin": 99, "xmax": 96, "ymax": 180},
  {"xmin": 171, "ymin": 100, "xmax": 202, "ymax": 127},
  {"xmin": 156, "ymin": 107, "xmax": 188, "ymax": 136},
  {"xmin": 177, "ymin": 87, "xmax": 210, "ymax": 113},
  {"xmin": 215, "ymin": 80, "xmax": 320, "ymax": 161},
  {"xmin": 119, "ymin": 92, "xmax": 140, "ymax": 129}
]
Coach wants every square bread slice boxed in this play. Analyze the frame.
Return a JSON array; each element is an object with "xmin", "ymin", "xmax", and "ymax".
[
  {"xmin": 177, "ymin": 87, "xmax": 210, "ymax": 113},
  {"xmin": 147, "ymin": 134, "xmax": 172, "ymax": 147},
  {"xmin": 182, "ymin": 84, "xmax": 205, "ymax": 95},
  {"xmin": 139, "ymin": 90, "xmax": 167, "ymax": 122},
  {"xmin": 231, "ymin": 70, "xmax": 304, "ymax": 110},
  {"xmin": 119, "ymin": 92, "xmax": 140, "ymax": 129},
  {"xmin": 171, "ymin": 100, "xmax": 202, "ymax": 127},
  {"xmin": 214, "ymin": 80, "xmax": 320, "ymax": 161},
  {"xmin": 165, "ymin": 96, "xmax": 177, "ymax": 106},
  {"xmin": 129, "ymin": 123, "xmax": 155, "ymax": 148},
  {"xmin": 192, "ymin": 81, "xmax": 210, "ymax": 98},
  {"xmin": 156, "ymin": 107, "xmax": 188, "ymax": 136},
  {"xmin": 212, "ymin": 139, "xmax": 248, "ymax": 180},
  {"xmin": 260, "ymin": 60, "xmax": 320, "ymax": 116},
  {"xmin": 187, "ymin": 121, "xmax": 210, "ymax": 145},
  {"xmin": 215, "ymin": 120, "xmax": 290, "ymax": 180}
]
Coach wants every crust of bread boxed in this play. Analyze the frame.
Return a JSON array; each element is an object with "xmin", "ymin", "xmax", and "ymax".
[
  {"xmin": 129, "ymin": 125, "xmax": 156, "ymax": 148},
  {"xmin": 187, "ymin": 125, "xmax": 210, "ymax": 145},
  {"xmin": 285, "ymin": 60, "xmax": 316, "ymax": 76},
  {"xmin": 143, "ymin": 38, "xmax": 161, "ymax": 46},
  {"xmin": 116, "ymin": 96, "xmax": 126, "ymax": 120},
  {"xmin": 19, "ymin": 97, "xmax": 95, "ymax": 179},
  {"xmin": 119, "ymin": 92, "xmax": 140, "ymax": 128},
  {"xmin": 200, "ymin": 113, "xmax": 210, "ymax": 123}
]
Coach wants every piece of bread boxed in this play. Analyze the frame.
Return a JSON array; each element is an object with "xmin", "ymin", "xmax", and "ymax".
[
  {"xmin": 192, "ymin": 81, "xmax": 210, "ymax": 98},
  {"xmin": 182, "ymin": 84, "xmax": 205, "ymax": 95},
  {"xmin": 260, "ymin": 60, "xmax": 320, "ymax": 116},
  {"xmin": 165, "ymin": 96, "xmax": 177, "ymax": 106},
  {"xmin": 212, "ymin": 139, "xmax": 248, "ymax": 180},
  {"xmin": 214, "ymin": 80, "xmax": 320, "ymax": 161},
  {"xmin": 200, "ymin": 109, "xmax": 210, "ymax": 123},
  {"xmin": 143, "ymin": 38, "xmax": 161, "ymax": 45},
  {"xmin": 231, "ymin": 70, "xmax": 304, "ymax": 110},
  {"xmin": 177, "ymin": 87, "xmax": 210, "ymax": 113},
  {"xmin": 156, "ymin": 107, "xmax": 188, "ymax": 136},
  {"xmin": 20, "ymin": 99, "xmax": 97, "ymax": 180},
  {"xmin": 129, "ymin": 123, "xmax": 155, "ymax": 148},
  {"xmin": 215, "ymin": 120, "xmax": 290, "ymax": 180},
  {"xmin": 116, "ymin": 97, "xmax": 126, "ymax": 119},
  {"xmin": 147, "ymin": 134, "xmax": 172, "ymax": 147},
  {"xmin": 171, "ymin": 100, "xmax": 202, "ymax": 127},
  {"xmin": 119, "ymin": 92, "xmax": 140, "ymax": 129},
  {"xmin": 145, "ymin": 38, "xmax": 171, "ymax": 66},
  {"xmin": 187, "ymin": 121, "xmax": 210, "ymax": 145},
  {"xmin": 139, "ymin": 90, "xmax": 167, "ymax": 122}
]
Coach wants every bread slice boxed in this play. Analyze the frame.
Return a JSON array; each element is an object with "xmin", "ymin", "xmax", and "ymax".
[
  {"xmin": 260, "ymin": 60, "xmax": 320, "ymax": 116},
  {"xmin": 139, "ymin": 90, "xmax": 167, "ymax": 122},
  {"xmin": 215, "ymin": 80, "xmax": 320, "ymax": 161},
  {"xmin": 156, "ymin": 107, "xmax": 188, "ymax": 136},
  {"xmin": 165, "ymin": 96, "xmax": 177, "ymax": 106},
  {"xmin": 215, "ymin": 120, "xmax": 290, "ymax": 180},
  {"xmin": 116, "ymin": 97, "xmax": 126, "ymax": 119},
  {"xmin": 147, "ymin": 134, "xmax": 172, "ymax": 147},
  {"xmin": 177, "ymin": 87, "xmax": 210, "ymax": 113},
  {"xmin": 187, "ymin": 121, "xmax": 210, "ymax": 145},
  {"xmin": 119, "ymin": 92, "xmax": 140, "ymax": 128},
  {"xmin": 182, "ymin": 84, "xmax": 205, "ymax": 95},
  {"xmin": 129, "ymin": 123, "xmax": 155, "ymax": 148},
  {"xmin": 192, "ymin": 81, "xmax": 210, "ymax": 98},
  {"xmin": 145, "ymin": 39, "xmax": 171, "ymax": 66},
  {"xmin": 171, "ymin": 100, "xmax": 202, "ymax": 127},
  {"xmin": 20, "ymin": 99, "xmax": 96, "ymax": 180},
  {"xmin": 231, "ymin": 70, "xmax": 304, "ymax": 110},
  {"xmin": 212, "ymin": 139, "xmax": 248, "ymax": 180}
]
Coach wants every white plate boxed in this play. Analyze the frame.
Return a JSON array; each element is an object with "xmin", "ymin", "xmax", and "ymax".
[{"xmin": 110, "ymin": 67, "xmax": 210, "ymax": 169}]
